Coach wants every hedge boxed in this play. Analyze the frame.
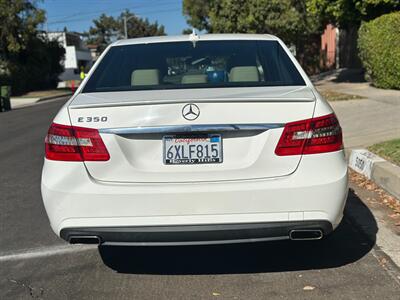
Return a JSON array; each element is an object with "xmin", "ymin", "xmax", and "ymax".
[{"xmin": 358, "ymin": 12, "xmax": 400, "ymax": 90}]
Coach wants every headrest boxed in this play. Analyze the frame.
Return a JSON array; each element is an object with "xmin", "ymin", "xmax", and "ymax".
[
  {"xmin": 229, "ymin": 66, "xmax": 259, "ymax": 82},
  {"xmin": 181, "ymin": 74, "xmax": 207, "ymax": 84},
  {"xmin": 131, "ymin": 69, "xmax": 160, "ymax": 86}
]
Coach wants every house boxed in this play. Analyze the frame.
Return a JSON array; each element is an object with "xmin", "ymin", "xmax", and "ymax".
[
  {"xmin": 86, "ymin": 44, "xmax": 100, "ymax": 62},
  {"xmin": 320, "ymin": 24, "xmax": 338, "ymax": 69},
  {"xmin": 46, "ymin": 31, "xmax": 93, "ymax": 87}
]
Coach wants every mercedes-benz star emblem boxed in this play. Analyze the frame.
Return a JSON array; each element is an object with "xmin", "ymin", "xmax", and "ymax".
[{"xmin": 182, "ymin": 103, "xmax": 200, "ymax": 121}]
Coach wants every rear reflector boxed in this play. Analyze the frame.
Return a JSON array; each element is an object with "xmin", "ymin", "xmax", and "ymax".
[
  {"xmin": 45, "ymin": 123, "xmax": 109, "ymax": 161},
  {"xmin": 275, "ymin": 113, "xmax": 343, "ymax": 156}
]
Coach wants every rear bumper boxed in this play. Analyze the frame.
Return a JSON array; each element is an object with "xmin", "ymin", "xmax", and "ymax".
[
  {"xmin": 60, "ymin": 221, "xmax": 333, "ymax": 246},
  {"xmin": 42, "ymin": 151, "xmax": 348, "ymax": 239}
]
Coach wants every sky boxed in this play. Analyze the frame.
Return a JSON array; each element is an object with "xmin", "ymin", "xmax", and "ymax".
[{"xmin": 39, "ymin": 0, "xmax": 189, "ymax": 35}]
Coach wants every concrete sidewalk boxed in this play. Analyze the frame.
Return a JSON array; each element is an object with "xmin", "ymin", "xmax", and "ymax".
[
  {"xmin": 10, "ymin": 97, "xmax": 42, "ymax": 109},
  {"xmin": 10, "ymin": 90, "xmax": 71, "ymax": 109},
  {"xmin": 314, "ymin": 70, "xmax": 400, "ymax": 148}
]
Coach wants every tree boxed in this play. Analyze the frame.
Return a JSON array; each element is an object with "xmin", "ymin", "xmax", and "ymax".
[
  {"xmin": 306, "ymin": 0, "xmax": 399, "ymax": 70},
  {"xmin": 85, "ymin": 14, "xmax": 119, "ymax": 53},
  {"xmin": 0, "ymin": 0, "xmax": 65, "ymax": 94},
  {"xmin": 121, "ymin": 11, "xmax": 165, "ymax": 39},
  {"xmin": 85, "ymin": 11, "xmax": 165, "ymax": 53},
  {"xmin": 183, "ymin": 0, "xmax": 320, "ymax": 46},
  {"xmin": 183, "ymin": 0, "xmax": 213, "ymax": 32},
  {"xmin": 0, "ymin": 0, "xmax": 45, "ymax": 56},
  {"xmin": 182, "ymin": 0, "xmax": 322, "ymax": 73},
  {"xmin": 306, "ymin": 0, "xmax": 400, "ymax": 28},
  {"xmin": 182, "ymin": 28, "xmax": 194, "ymax": 34}
]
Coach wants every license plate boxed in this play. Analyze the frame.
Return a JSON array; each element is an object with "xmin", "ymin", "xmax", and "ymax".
[{"xmin": 163, "ymin": 135, "xmax": 223, "ymax": 165}]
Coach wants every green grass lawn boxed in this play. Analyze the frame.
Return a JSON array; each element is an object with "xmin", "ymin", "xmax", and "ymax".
[{"xmin": 368, "ymin": 139, "xmax": 400, "ymax": 166}]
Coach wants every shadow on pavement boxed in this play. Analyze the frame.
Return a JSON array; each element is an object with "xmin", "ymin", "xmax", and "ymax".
[
  {"xmin": 333, "ymin": 68, "xmax": 366, "ymax": 83},
  {"xmin": 99, "ymin": 190, "xmax": 377, "ymax": 275}
]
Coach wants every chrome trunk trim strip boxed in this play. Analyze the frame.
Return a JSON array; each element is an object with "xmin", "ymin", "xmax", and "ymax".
[{"xmin": 99, "ymin": 124, "xmax": 285, "ymax": 135}]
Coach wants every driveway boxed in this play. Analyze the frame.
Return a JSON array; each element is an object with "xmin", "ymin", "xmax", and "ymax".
[{"xmin": 314, "ymin": 69, "xmax": 400, "ymax": 148}]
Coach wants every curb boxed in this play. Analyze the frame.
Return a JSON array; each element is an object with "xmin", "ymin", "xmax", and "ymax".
[
  {"xmin": 310, "ymin": 69, "xmax": 340, "ymax": 82},
  {"xmin": 37, "ymin": 93, "xmax": 72, "ymax": 102},
  {"xmin": 348, "ymin": 149, "xmax": 400, "ymax": 200},
  {"xmin": 9, "ymin": 93, "xmax": 72, "ymax": 110}
]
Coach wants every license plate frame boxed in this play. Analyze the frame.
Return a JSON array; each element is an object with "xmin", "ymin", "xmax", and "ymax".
[{"xmin": 163, "ymin": 134, "xmax": 223, "ymax": 165}]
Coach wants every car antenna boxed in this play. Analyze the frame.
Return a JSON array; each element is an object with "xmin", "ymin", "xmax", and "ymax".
[{"xmin": 189, "ymin": 28, "xmax": 199, "ymax": 48}]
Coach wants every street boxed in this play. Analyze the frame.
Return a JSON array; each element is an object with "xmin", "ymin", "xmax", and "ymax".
[{"xmin": 0, "ymin": 97, "xmax": 399, "ymax": 299}]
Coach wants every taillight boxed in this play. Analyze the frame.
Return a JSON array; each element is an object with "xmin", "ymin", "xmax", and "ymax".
[
  {"xmin": 275, "ymin": 113, "xmax": 343, "ymax": 156},
  {"xmin": 45, "ymin": 123, "xmax": 110, "ymax": 161}
]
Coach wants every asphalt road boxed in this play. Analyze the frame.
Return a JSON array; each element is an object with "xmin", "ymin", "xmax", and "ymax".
[{"xmin": 1, "ymin": 98, "xmax": 400, "ymax": 299}]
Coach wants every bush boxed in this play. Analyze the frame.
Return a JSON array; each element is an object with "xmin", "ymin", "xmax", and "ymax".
[{"xmin": 358, "ymin": 12, "xmax": 400, "ymax": 89}]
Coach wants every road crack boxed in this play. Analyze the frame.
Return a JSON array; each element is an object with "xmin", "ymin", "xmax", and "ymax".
[{"xmin": 8, "ymin": 278, "xmax": 45, "ymax": 299}]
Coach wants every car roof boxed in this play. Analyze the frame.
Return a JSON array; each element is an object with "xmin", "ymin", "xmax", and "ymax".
[{"xmin": 112, "ymin": 33, "xmax": 279, "ymax": 47}]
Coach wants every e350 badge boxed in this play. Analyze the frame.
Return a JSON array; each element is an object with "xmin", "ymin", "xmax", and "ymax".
[{"xmin": 77, "ymin": 116, "xmax": 108, "ymax": 123}]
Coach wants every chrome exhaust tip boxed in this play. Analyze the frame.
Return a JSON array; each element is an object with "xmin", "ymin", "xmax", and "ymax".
[
  {"xmin": 68, "ymin": 235, "xmax": 101, "ymax": 245},
  {"xmin": 289, "ymin": 229, "xmax": 323, "ymax": 241}
]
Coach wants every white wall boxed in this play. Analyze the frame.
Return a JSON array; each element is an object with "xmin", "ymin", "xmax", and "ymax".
[
  {"xmin": 65, "ymin": 46, "xmax": 77, "ymax": 69},
  {"xmin": 46, "ymin": 32, "xmax": 93, "ymax": 82}
]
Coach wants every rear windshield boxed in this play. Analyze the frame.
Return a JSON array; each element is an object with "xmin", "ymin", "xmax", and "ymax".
[{"xmin": 83, "ymin": 40, "xmax": 305, "ymax": 93}]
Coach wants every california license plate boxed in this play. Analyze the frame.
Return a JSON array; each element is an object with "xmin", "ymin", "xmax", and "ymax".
[{"xmin": 163, "ymin": 135, "xmax": 223, "ymax": 165}]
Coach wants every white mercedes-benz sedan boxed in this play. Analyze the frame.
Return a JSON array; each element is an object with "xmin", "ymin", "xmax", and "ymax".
[{"xmin": 41, "ymin": 34, "xmax": 348, "ymax": 245}]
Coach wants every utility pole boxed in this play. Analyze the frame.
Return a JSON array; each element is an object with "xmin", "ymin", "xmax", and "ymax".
[
  {"xmin": 123, "ymin": 16, "xmax": 127, "ymax": 39},
  {"xmin": 123, "ymin": 15, "xmax": 136, "ymax": 39}
]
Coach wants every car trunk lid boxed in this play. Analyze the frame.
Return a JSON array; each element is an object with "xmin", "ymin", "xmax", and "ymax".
[{"xmin": 68, "ymin": 86, "xmax": 316, "ymax": 183}]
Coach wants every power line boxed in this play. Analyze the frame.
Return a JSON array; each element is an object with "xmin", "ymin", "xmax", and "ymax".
[
  {"xmin": 47, "ymin": 7, "xmax": 181, "ymax": 26},
  {"xmin": 47, "ymin": 0, "xmax": 176, "ymax": 19},
  {"xmin": 46, "ymin": 0, "xmax": 178, "ymax": 22}
]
